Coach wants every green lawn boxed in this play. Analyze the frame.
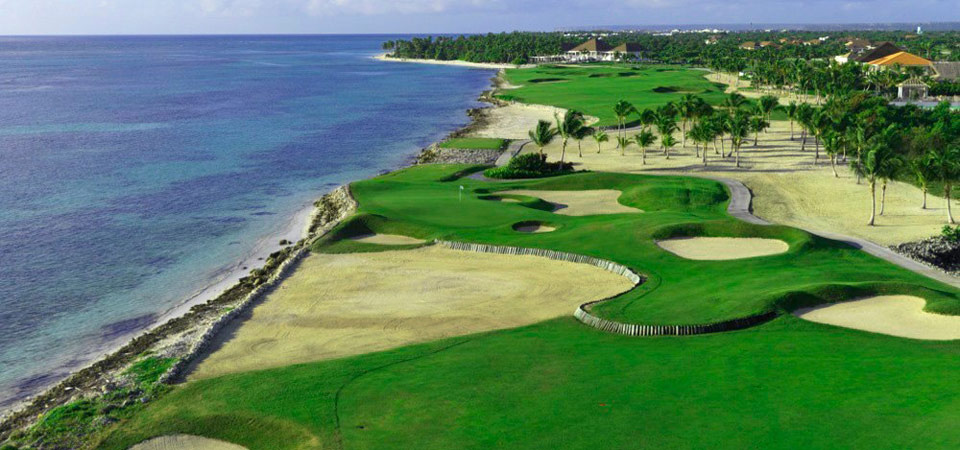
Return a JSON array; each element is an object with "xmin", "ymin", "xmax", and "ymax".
[
  {"xmin": 498, "ymin": 65, "xmax": 727, "ymax": 127},
  {"xmin": 498, "ymin": 64, "xmax": 788, "ymax": 127},
  {"xmin": 95, "ymin": 164, "xmax": 960, "ymax": 449},
  {"xmin": 438, "ymin": 137, "xmax": 508, "ymax": 150}
]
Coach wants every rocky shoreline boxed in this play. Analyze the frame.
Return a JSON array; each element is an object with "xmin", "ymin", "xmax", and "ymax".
[{"xmin": 0, "ymin": 70, "xmax": 512, "ymax": 447}]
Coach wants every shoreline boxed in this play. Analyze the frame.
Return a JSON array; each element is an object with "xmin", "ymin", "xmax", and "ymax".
[
  {"xmin": 373, "ymin": 53, "xmax": 533, "ymax": 70},
  {"xmin": 0, "ymin": 199, "xmax": 318, "ymax": 415},
  {"xmin": 0, "ymin": 57, "xmax": 506, "ymax": 430}
]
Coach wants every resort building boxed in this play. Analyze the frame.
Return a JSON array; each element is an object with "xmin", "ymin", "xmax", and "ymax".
[
  {"xmin": 866, "ymin": 51, "xmax": 932, "ymax": 69},
  {"xmin": 531, "ymin": 38, "xmax": 643, "ymax": 64},
  {"xmin": 836, "ymin": 42, "xmax": 902, "ymax": 64}
]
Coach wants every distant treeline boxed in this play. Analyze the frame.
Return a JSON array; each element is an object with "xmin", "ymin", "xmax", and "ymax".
[{"xmin": 382, "ymin": 31, "xmax": 959, "ymax": 64}]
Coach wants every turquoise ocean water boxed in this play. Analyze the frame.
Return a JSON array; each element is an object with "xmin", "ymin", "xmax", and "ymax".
[{"xmin": 0, "ymin": 35, "xmax": 494, "ymax": 408}]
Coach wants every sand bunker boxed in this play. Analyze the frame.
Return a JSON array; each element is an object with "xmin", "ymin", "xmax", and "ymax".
[
  {"xmin": 188, "ymin": 246, "xmax": 633, "ymax": 380},
  {"xmin": 482, "ymin": 195, "xmax": 522, "ymax": 203},
  {"xmin": 513, "ymin": 222, "xmax": 556, "ymax": 233},
  {"xmin": 794, "ymin": 295, "xmax": 960, "ymax": 340},
  {"xmin": 348, "ymin": 233, "xmax": 425, "ymax": 245},
  {"xmin": 657, "ymin": 237, "xmax": 788, "ymax": 260},
  {"xmin": 129, "ymin": 434, "xmax": 247, "ymax": 450},
  {"xmin": 501, "ymin": 189, "xmax": 640, "ymax": 216}
]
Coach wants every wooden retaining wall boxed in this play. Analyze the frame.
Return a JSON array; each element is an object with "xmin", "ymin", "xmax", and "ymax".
[{"xmin": 437, "ymin": 240, "xmax": 778, "ymax": 336}]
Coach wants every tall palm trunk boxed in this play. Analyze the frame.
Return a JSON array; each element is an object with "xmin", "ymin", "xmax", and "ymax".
[
  {"xmin": 921, "ymin": 188, "xmax": 927, "ymax": 209},
  {"xmin": 735, "ymin": 144, "xmax": 741, "ymax": 168},
  {"xmin": 814, "ymin": 136, "xmax": 820, "ymax": 163},
  {"xmin": 879, "ymin": 181, "xmax": 887, "ymax": 215},
  {"xmin": 789, "ymin": 121, "xmax": 794, "ymax": 140},
  {"xmin": 641, "ymin": 147, "xmax": 646, "ymax": 165},
  {"xmin": 577, "ymin": 140, "xmax": 582, "ymax": 158},
  {"xmin": 830, "ymin": 155, "xmax": 838, "ymax": 177},
  {"xmin": 560, "ymin": 139, "xmax": 567, "ymax": 164},
  {"xmin": 702, "ymin": 144, "xmax": 708, "ymax": 166},
  {"xmin": 754, "ymin": 131, "xmax": 759, "ymax": 147},
  {"xmin": 947, "ymin": 185, "xmax": 955, "ymax": 224},
  {"xmin": 681, "ymin": 121, "xmax": 687, "ymax": 147},
  {"xmin": 868, "ymin": 180, "xmax": 877, "ymax": 226},
  {"xmin": 801, "ymin": 130, "xmax": 807, "ymax": 151}
]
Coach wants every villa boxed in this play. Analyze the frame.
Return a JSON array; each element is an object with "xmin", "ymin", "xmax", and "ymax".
[{"xmin": 531, "ymin": 38, "xmax": 643, "ymax": 63}]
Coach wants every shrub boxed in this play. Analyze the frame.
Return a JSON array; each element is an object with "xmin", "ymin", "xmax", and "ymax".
[
  {"xmin": 941, "ymin": 225, "xmax": 960, "ymax": 243},
  {"xmin": 484, "ymin": 153, "xmax": 574, "ymax": 179}
]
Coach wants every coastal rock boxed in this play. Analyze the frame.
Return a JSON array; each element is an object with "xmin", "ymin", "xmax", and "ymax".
[
  {"xmin": 891, "ymin": 236, "xmax": 960, "ymax": 275},
  {"xmin": 415, "ymin": 144, "xmax": 501, "ymax": 165}
]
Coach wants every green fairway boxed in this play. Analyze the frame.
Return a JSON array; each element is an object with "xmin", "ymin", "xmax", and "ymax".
[
  {"xmin": 438, "ymin": 137, "xmax": 507, "ymax": 150},
  {"xmin": 497, "ymin": 65, "xmax": 728, "ymax": 127},
  {"xmin": 95, "ymin": 164, "xmax": 960, "ymax": 449}
]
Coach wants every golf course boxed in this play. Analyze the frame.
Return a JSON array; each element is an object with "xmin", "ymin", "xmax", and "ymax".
[
  {"xmin": 9, "ymin": 58, "xmax": 958, "ymax": 450},
  {"xmin": 91, "ymin": 161, "xmax": 960, "ymax": 449}
]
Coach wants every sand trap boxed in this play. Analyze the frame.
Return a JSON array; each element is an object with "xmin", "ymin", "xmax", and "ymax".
[
  {"xmin": 513, "ymin": 222, "xmax": 556, "ymax": 233},
  {"xmin": 348, "ymin": 233, "xmax": 425, "ymax": 245},
  {"xmin": 482, "ymin": 195, "xmax": 522, "ymax": 203},
  {"xmin": 657, "ymin": 237, "xmax": 789, "ymax": 260},
  {"xmin": 188, "ymin": 246, "xmax": 633, "ymax": 380},
  {"xmin": 129, "ymin": 434, "xmax": 247, "ymax": 450},
  {"xmin": 794, "ymin": 295, "xmax": 960, "ymax": 340},
  {"xmin": 501, "ymin": 189, "xmax": 640, "ymax": 216}
]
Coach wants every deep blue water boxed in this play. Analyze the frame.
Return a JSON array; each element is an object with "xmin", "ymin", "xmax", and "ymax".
[{"xmin": 0, "ymin": 35, "xmax": 494, "ymax": 407}]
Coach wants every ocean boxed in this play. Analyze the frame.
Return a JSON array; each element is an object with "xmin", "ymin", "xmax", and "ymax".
[{"xmin": 0, "ymin": 35, "xmax": 495, "ymax": 408}]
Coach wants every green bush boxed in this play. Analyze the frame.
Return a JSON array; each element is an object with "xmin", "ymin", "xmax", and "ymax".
[
  {"xmin": 484, "ymin": 153, "xmax": 574, "ymax": 179},
  {"xmin": 941, "ymin": 225, "xmax": 960, "ymax": 243}
]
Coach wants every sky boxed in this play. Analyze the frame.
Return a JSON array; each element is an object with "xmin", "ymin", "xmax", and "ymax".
[{"xmin": 0, "ymin": 0, "xmax": 955, "ymax": 35}]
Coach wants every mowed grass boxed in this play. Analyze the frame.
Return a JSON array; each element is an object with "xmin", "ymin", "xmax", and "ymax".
[
  {"xmin": 99, "ymin": 318, "xmax": 960, "ymax": 450},
  {"xmin": 96, "ymin": 165, "xmax": 960, "ymax": 449},
  {"xmin": 438, "ymin": 137, "xmax": 507, "ymax": 150},
  {"xmin": 498, "ymin": 65, "xmax": 727, "ymax": 127}
]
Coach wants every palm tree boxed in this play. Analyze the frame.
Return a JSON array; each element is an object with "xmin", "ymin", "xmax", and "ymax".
[
  {"xmin": 574, "ymin": 126, "xmax": 592, "ymax": 158},
  {"xmin": 822, "ymin": 130, "xmax": 843, "ymax": 177},
  {"xmin": 910, "ymin": 158, "xmax": 933, "ymax": 209},
  {"xmin": 796, "ymin": 103, "xmax": 814, "ymax": 152},
  {"xmin": 758, "ymin": 95, "xmax": 780, "ymax": 124},
  {"xmin": 555, "ymin": 110, "xmax": 585, "ymax": 164},
  {"xmin": 661, "ymin": 133, "xmax": 677, "ymax": 160},
  {"xmin": 677, "ymin": 94, "xmax": 701, "ymax": 148},
  {"xmin": 853, "ymin": 128, "xmax": 901, "ymax": 226},
  {"xmin": 591, "ymin": 129, "xmax": 609, "ymax": 154},
  {"xmin": 528, "ymin": 120, "xmax": 556, "ymax": 156},
  {"xmin": 617, "ymin": 135, "xmax": 632, "ymax": 157},
  {"xmin": 655, "ymin": 114, "xmax": 678, "ymax": 156},
  {"xmin": 785, "ymin": 102, "xmax": 799, "ymax": 140},
  {"xmin": 613, "ymin": 100, "xmax": 635, "ymax": 140},
  {"xmin": 926, "ymin": 139, "xmax": 960, "ymax": 224},
  {"xmin": 635, "ymin": 130, "xmax": 655, "ymax": 164},
  {"xmin": 639, "ymin": 108, "xmax": 657, "ymax": 134},
  {"xmin": 749, "ymin": 116, "xmax": 769, "ymax": 147},
  {"xmin": 728, "ymin": 112, "xmax": 750, "ymax": 167},
  {"xmin": 847, "ymin": 122, "xmax": 868, "ymax": 184},
  {"xmin": 722, "ymin": 92, "xmax": 747, "ymax": 111}
]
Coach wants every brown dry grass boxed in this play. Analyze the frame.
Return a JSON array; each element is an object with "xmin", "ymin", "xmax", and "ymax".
[{"xmin": 187, "ymin": 246, "xmax": 634, "ymax": 380}]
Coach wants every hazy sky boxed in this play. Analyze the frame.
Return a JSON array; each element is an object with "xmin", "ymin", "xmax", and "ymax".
[{"xmin": 0, "ymin": 0, "xmax": 954, "ymax": 35}]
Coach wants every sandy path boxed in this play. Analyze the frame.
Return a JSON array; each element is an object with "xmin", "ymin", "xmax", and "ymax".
[
  {"xmin": 794, "ymin": 295, "xmax": 960, "ymax": 340},
  {"xmin": 501, "ymin": 189, "xmax": 640, "ymax": 216},
  {"xmin": 373, "ymin": 53, "xmax": 532, "ymax": 70},
  {"xmin": 129, "ymin": 434, "xmax": 246, "ymax": 450},
  {"xmin": 525, "ymin": 120, "xmax": 951, "ymax": 246},
  {"xmin": 704, "ymin": 72, "xmax": 817, "ymax": 105},
  {"xmin": 187, "ymin": 246, "xmax": 634, "ymax": 380},
  {"xmin": 656, "ymin": 237, "xmax": 788, "ymax": 260},
  {"xmin": 471, "ymin": 103, "xmax": 570, "ymax": 140},
  {"xmin": 348, "ymin": 233, "xmax": 425, "ymax": 245}
]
